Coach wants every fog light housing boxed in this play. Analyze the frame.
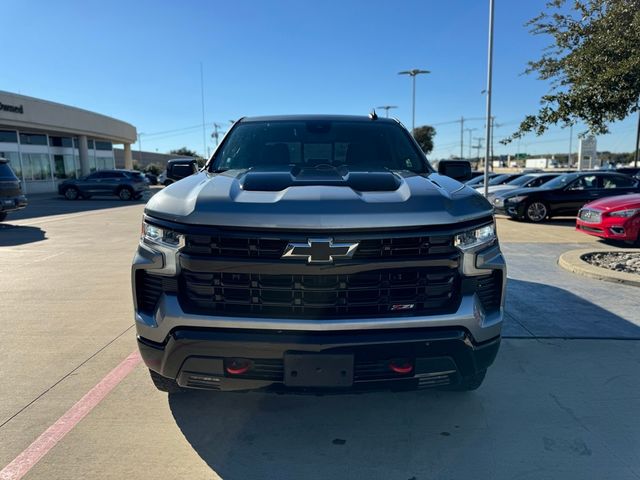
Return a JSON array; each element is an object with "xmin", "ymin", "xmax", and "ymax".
[{"xmin": 225, "ymin": 358, "xmax": 253, "ymax": 375}]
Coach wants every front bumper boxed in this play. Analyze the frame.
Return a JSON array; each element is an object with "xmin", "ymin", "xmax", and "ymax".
[
  {"xmin": 576, "ymin": 216, "xmax": 640, "ymax": 242},
  {"xmin": 0, "ymin": 195, "xmax": 27, "ymax": 212},
  {"xmin": 132, "ymin": 222, "xmax": 506, "ymax": 392},
  {"xmin": 138, "ymin": 327, "xmax": 500, "ymax": 392}
]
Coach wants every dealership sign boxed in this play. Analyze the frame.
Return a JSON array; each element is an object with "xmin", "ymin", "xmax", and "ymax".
[{"xmin": 0, "ymin": 102, "xmax": 24, "ymax": 114}]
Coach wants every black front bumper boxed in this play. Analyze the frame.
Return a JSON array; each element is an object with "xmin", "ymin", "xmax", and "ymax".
[
  {"xmin": 138, "ymin": 327, "xmax": 500, "ymax": 392},
  {"xmin": 494, "ymin": 201, "xmax": 525, "ymax": 218}
]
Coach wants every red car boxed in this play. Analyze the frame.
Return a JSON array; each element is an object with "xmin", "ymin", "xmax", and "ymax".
[{"xmin": 576, "ymin": 194, "xmax": 640, "ymax": 244}]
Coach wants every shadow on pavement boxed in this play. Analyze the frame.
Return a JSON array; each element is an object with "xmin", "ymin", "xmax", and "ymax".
[
  {"xmin": 8, "ymin": 188, "xmax": 161, "ymax": 222},
  {"xmin": 505, "ymin": 278, "xmax": 639, "ymax": 338},
  {"xmin": 167, "ymin": 278, "xmax": 638, "ymax": 479},
  {"xmin": 0, "ymin": 224, "xmax": 46, "ymax": 246}
]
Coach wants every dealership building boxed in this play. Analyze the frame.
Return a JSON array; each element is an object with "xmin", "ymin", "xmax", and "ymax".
[{"xmin": 0, "ymin": 90, "xmax": 137, "ymax": 194}]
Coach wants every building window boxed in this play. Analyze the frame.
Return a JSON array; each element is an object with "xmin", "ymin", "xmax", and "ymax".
[
  {"xmin": 22, "ymin": 153, "xmax": 52, "ymax": 181},
  {"xmin": 19, "ymin": 133, "xmax": 48, "ymax": 146},
  {"xmin": 53, "ymin": 154, "xmax": 80, "ymax": 180},
  {"xmin": 49, "ymin": 136, "xmax": 73, "ymax": 148},
  {"xmin": 0, "ymin": 130, "xmax": 18, "ymax": 143},
  {"xmin": 0, "ymin": 151, "xmax": 21, "ymax": 179},
  {"xmin": 72, "ymin": 138, "xmax": 95, "ymax": 149},
  {"xmin": 95, "ymin": 141, "xmax": 112, "ymax": 151},
  {"xmin": 95, "ymin": 156, "xmax": 115, "ymax": 171}
]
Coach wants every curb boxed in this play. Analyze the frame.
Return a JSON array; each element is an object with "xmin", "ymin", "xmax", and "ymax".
[{"xmin": 558, "ymin": 249, "xmax": 640, "ymax": 287}]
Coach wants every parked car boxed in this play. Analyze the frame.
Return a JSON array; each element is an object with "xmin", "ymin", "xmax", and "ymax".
[
  {"xmin": 58, "ymin": 169, "xmax": 149, "ymax": 201},
  {"xmin": 478, "ymin": 173, "xmax": 561, "ymax": 200},
  {"xmin": 617, "ymin": 167, "xmax": 640, "ymax": 179},
  {"xmin": 0, "ymin": 157, "xmax": 27, "ymax": 221},
  {"xmin": 144, "ymin": 172, "xmax": 158, "ymax": 185},
  {"xmin": 469, "ymin": 173, "xmax": 523, "ymax": 189},
  {"xmin": 133, "ymin": 114, "xmax": 505, "ymax": 394},
  {"xmin": 494, "ymin": 171, "xmax": 640, "ymax": 222},
  {"xmin": 576, "ymin": 193, "xmax": 640, "ymax": 245},
  {"xmin": 159, "ymin": 158, "xmax": 199, "ymax": 186},
  {"xmin": 465, "ymin": 172, "xmax": 500, "ymax": 187}
]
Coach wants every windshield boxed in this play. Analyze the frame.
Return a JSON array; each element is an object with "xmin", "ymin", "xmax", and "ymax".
[
  {"xmin": 488, "ymin": 174, "xmax": 512, "ymax": 185},
  {"xmin": 506, "ymin": 174, "xmax": 535, "ymax": 186},
  {"xmin": 542, "ymin": 173, "xmax": 580, "ymax": 189},
  {"xmin": 211, "ymin": 120, "xmax": 428, "ymax": 173}
]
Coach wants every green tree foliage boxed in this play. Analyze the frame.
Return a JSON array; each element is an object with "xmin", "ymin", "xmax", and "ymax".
[
  {"xmin": 509, "ymin": 0, "xmax": 640, "ymax": 141},
  {"xmin": 169, "ymin": 147, "xmax": 199, "ymax": 158},
  {"xmin": 413, "ymin": 125, "xmax": 436, "ymax": 154}
]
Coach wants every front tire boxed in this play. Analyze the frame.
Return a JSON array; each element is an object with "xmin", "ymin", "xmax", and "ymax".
[
  {"xmin": 63, "ymin": 186, "xmax": 80, "ymax": 200},
  {"xmin": 149, "ymin": 369, "xmax": 182, "ymax": 393},
  {"xmin": 524, "ymin": 201, "xmax": 548, "ymax": 223}
]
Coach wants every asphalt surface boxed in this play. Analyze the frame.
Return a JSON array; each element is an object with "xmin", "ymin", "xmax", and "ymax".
[{"xmin": 1, "ymin": 194, "xmax": 639, "ymax": 479}]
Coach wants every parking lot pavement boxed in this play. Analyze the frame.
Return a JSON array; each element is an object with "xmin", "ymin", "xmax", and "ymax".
[{"xmin": 1, "ymin": 204, "xmax": 639, "ymax": 479}]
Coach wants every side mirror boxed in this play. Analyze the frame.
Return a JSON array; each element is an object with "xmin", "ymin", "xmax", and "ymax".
[{"xmin": 438, "ymin": 160, "xmax": 472, "ymax": 182}]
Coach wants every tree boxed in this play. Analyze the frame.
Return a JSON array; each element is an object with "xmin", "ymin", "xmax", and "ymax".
[
  {"xmin": 169, "ymin": 147, "xmax": 199, "ymax": 158},
  {"xmin": 413, "ymin": 125, "xmax": 436, "ymax": 154},
  {"xmin": 508, "ymin": 0, "xmax": 640, "ymax": 141}
]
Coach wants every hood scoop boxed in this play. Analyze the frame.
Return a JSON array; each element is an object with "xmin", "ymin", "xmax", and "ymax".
[{"xmin": 239, "ymin": 166, "xmax": 402, "ymax": 192}]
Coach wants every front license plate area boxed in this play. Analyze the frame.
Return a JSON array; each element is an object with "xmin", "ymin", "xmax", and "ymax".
[{"xmin": 284, "ymin": 353, "xmax": 354, "ymax": 387}]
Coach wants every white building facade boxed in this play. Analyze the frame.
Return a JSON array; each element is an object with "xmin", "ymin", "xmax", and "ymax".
[{"xmin": 0, "ymin": 91, "xmax": 136, "ymax": 194}]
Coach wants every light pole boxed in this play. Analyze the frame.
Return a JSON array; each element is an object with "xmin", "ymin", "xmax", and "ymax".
[
  {"xmin": 483, "ymin": 0, "xmax": 495, "ymax": 198},
  {"xmin": 568, "ymin": 124, "xmax": 573, "ymax": 167},
  {"xmin": 398, "ymin": 69, "xmax": 430, "ymax": 134},
  {"xmin": 376, "ymin": 105, "xmax": 398, "ymax": 118}
]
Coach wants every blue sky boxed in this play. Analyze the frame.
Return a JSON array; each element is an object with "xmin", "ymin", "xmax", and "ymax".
[{"xmin": 4, "ymin": 0, "xmax": 637, "ymax": 159}]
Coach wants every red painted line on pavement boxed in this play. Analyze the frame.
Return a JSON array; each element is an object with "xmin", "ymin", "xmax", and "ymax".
[{"xmin": 0, "ymin": 351, "xmax": 141, "ymax": 480}]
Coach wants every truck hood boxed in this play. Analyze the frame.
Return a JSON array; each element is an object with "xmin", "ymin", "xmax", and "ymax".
[{"xmin": 144, "ymin": 167, "xmax": 493, "ymax": 229}]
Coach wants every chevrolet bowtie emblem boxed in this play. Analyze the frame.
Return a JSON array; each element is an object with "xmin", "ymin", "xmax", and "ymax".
[{"xmin": 282, "ymin": 238, "xmax": 359, "ymax": 264}]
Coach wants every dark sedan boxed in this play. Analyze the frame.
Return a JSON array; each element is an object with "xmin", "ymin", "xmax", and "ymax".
[
  {"xmin": 58, "ymin": 169, "xmax": 149, "ymax": 200},
  {"xmin": 493, "ymin": 171, "xmax": 639, "ymax": 222}
]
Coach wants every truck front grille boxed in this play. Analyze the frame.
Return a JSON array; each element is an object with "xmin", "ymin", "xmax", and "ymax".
[
  {"xmin": 179, "ymin": 267, "xmax": 460, "ymax": 318},
  {"xmin": 183, "ymin": 233, "xmax": 457, "ymax": 259}
]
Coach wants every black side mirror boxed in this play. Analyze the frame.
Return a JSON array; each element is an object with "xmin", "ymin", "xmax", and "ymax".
[{"xmin": 437, "ymin": 160, "xmax": 472, "ymax": 182}]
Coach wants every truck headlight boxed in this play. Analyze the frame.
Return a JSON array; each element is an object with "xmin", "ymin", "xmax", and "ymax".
[
  {"xmin": 609, "ymin": 208, "xmax": 639, "ymax": 218},
  {"xmin": 142, "ymin": 221, "xmax": 185, "ymax": 249},
  {"xmin": 454, "ymin": 223, "xmax": 496, "ymax": 251}
]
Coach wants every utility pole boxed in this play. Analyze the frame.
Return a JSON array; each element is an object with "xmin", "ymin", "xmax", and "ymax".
[
  {"xmin": 377, "ymin": 105, "xmax": 398, "ymax": 118},
  {"xmin": 483, "ymin": 0, "xmax": 495, "ymax": 197},
  {"xmin": 398, "ymin": 69, "xmax": 430, "ymax": 134},
  {"xmin": 458, "ymin": 116, "xmax": 465, "ymax": 159},
  {"xmin": 473, "ymin": 138, "xmax": 484, "ymax": 166},
  {"xmin": 465, "ymin": 128, "xmax": 477, "ymax": 158},
  {"xmin": 211, "ymin": 123, "xmax": 223, "ymax": 147}
]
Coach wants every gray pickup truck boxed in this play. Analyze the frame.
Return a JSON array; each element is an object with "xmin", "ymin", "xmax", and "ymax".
[{"xmin": 132, "ymin": 115, "xmax": 506, "ymax": 393}]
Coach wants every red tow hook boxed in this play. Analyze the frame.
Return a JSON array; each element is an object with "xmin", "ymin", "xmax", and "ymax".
[
  {"xmin": 225, "ymin": 358, "xmax": 253, "ymax": 375},
  {"xmin": 389, "ymin": 359, "xmax": 413, "ymax": 374}
]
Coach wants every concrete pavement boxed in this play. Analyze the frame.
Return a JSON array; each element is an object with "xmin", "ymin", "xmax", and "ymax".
[{"xmin": 1, "ymin": 198, "xmax": 639, "ymax": 479}]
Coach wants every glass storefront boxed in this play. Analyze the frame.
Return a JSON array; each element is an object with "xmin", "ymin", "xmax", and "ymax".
[{"xmin": 0, "ymin": 128, "xmax": 117, "ymax": 190}]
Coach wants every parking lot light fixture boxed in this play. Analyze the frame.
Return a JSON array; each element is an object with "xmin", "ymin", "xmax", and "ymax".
[{"xmin": 398, "ymin": 69, "xmax": 430, "ymax": 134}]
